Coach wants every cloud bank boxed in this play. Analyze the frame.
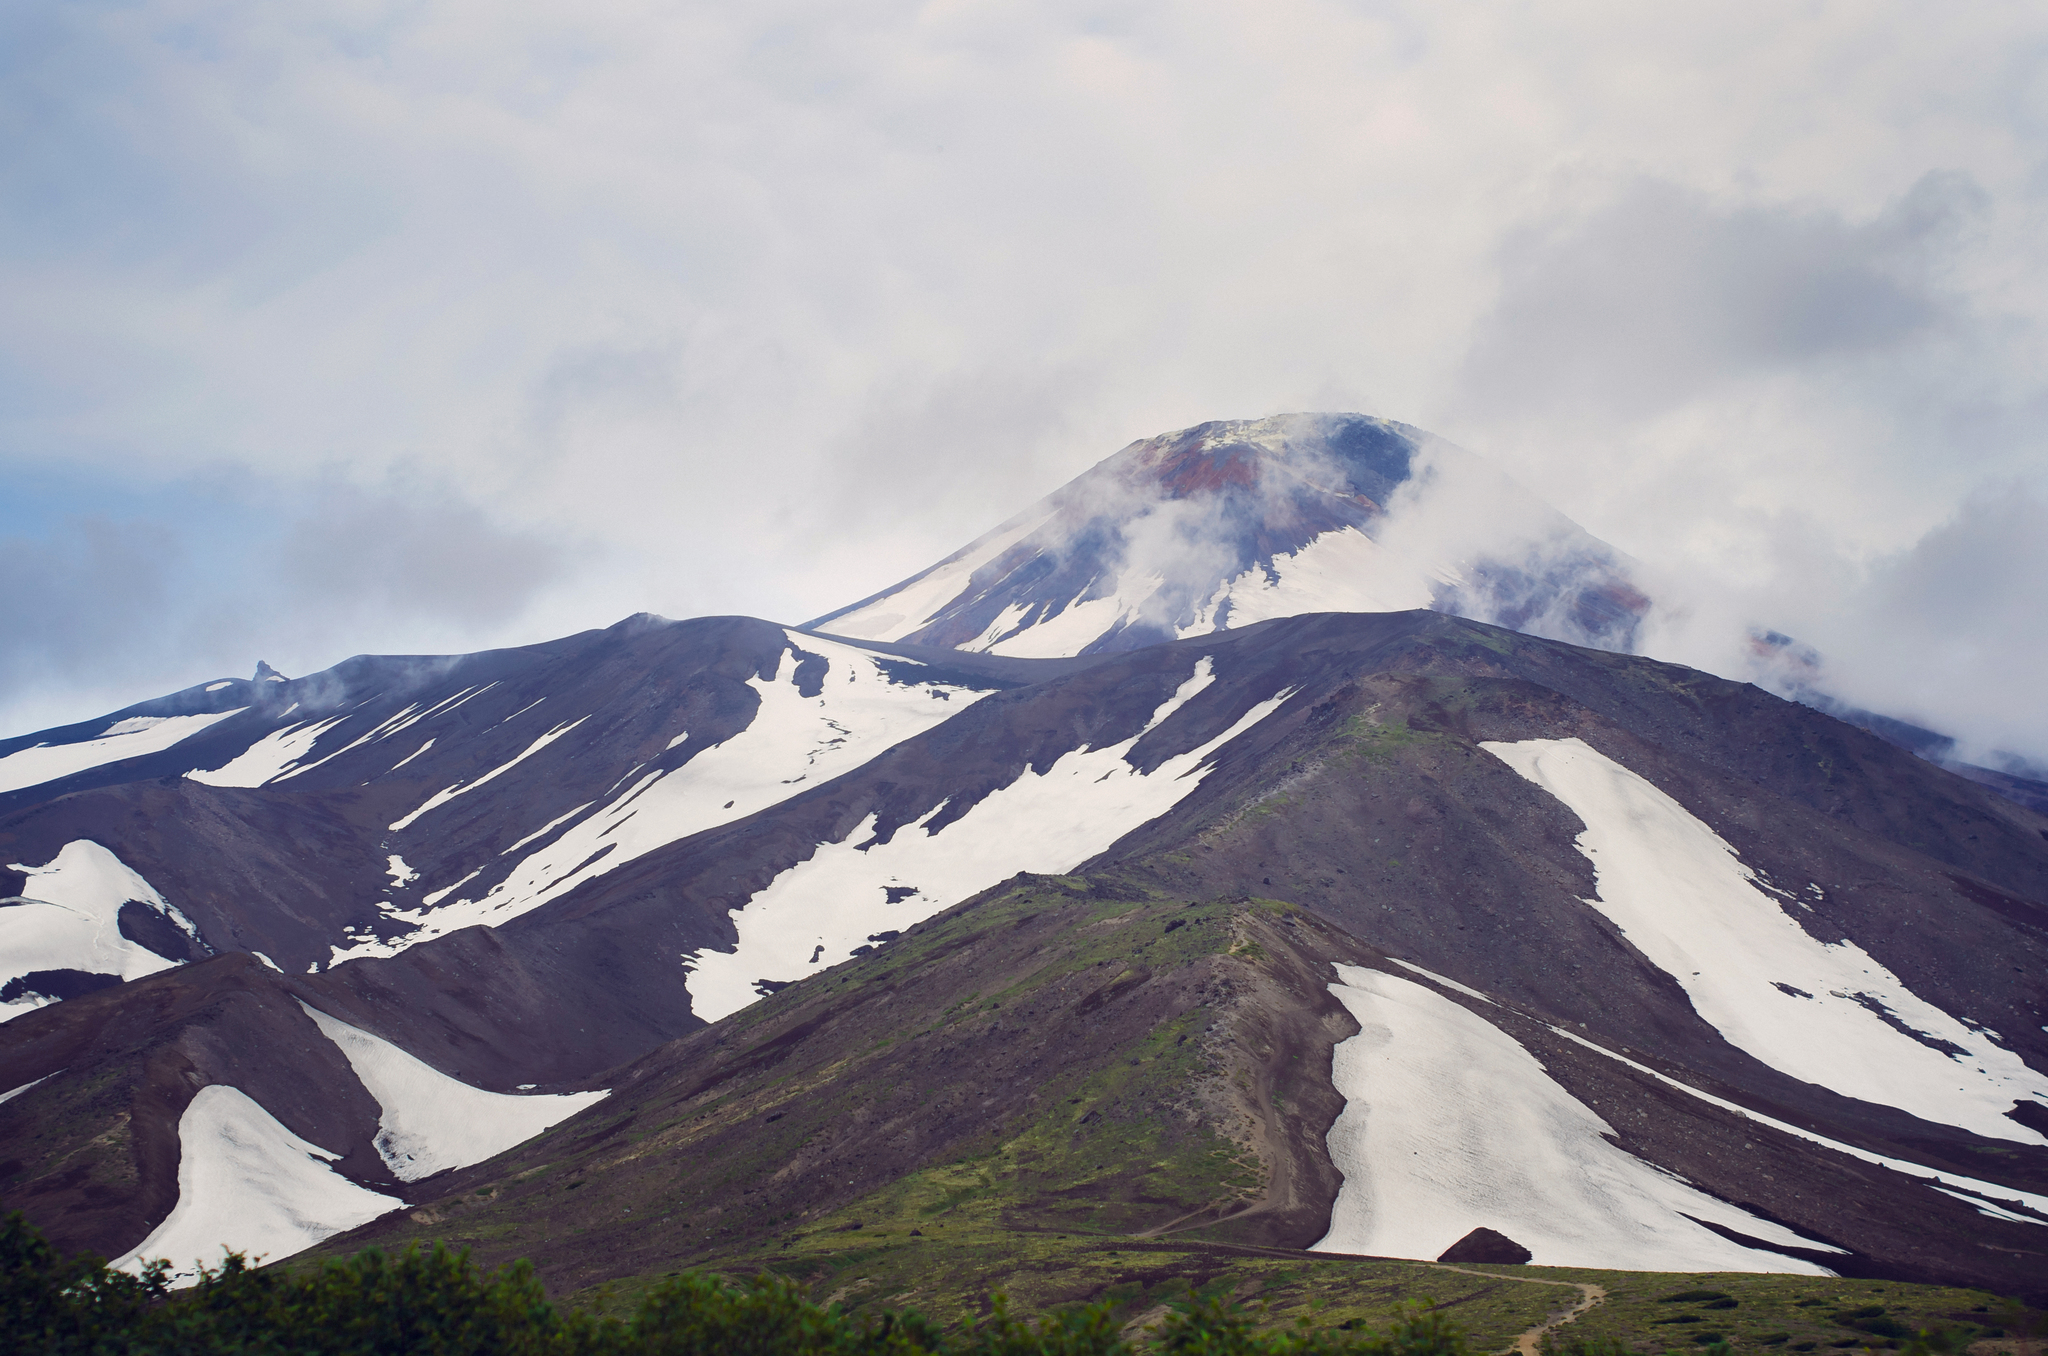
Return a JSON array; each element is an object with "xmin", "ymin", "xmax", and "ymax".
[{"xmin": 1, "ymin": 1, "xmax": 2044, "ymax": 759}]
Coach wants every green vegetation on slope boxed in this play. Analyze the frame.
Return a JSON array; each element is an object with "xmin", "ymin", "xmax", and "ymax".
[
  {"xmin": 5, "ymin": 1210, "xmax": 1472, "ymax": 1355},
  {"xmin": 566, "ymin": 1217, "xmax": 2039, "ymax": 1356},
  {"xmin": 1501, "ymin": 1266, "xmax": 2040, "ymax": 1356},
  {"xmin": 312, "ymin": 880, "xmax": 1368, "ymax": 1294},
  {"xmin": 285, "ymin": 876, "xmax": 2045, "ymax": 1356},
  {"xmin": 577, "ymin": 1214, "xmax": 1571, "ymax": 1349}
]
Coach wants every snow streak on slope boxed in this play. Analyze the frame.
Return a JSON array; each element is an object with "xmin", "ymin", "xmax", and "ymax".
[
  {"xmin": 0, "ymin": 709, "xmax": 246, "ymax": 795},
  {"xmin": 685, "ymin": 658, "xmax": 1296, "ymax": 1021},
  {"xmin": 1387, "ymin": 959, "xmax": 2048, "ymax": 1228},
  {"xmin": 1176, "ymin": 527, "xmax": 1440, "ymax": 637},
  {"xmin": 178, "ymin": 684, "xmax": 506, "ymax": 794},
  {"xmin": 331, "ymin": 634, "xmax": 989, "ymax": 963},
  {"xmin": 113, "ymin": 1085, "xmax": 400, "ymax": 1280},
  {"xmin": 1314, "ymin": 964, "xmax": 1838, "ymax": 1271},
  {"xmin": 0, "ymin": 1071, "xmax": 59, "ymax": 1104},
  {"xmin": 299, "ymin": 1004, "xmax": 606, "ymax": 1181},
  {"xmin": 185, "ymin": 718, "xmax": 347, "ymax": 788},
  {"xmin": 2, "ymin": 841, "xmax": 203, "ymax": 1021},
  {"xmin": 824, "ymin": 507, "xmax": 1057, "ymax": 642},
  {"xmin": 387, "ymin": 716, "xmax": 588, "ymax": 831},
  {"xmin": 976, "ymin": 583, "xmax": 1156, "ymax": 658},
  {"xmin": 1480, "ymin": 738, "xmax": 2048, "ymax": 1145},
  {"xmin": 967, "ymin": 526, "xmax": 1450, "ymax": 657}
]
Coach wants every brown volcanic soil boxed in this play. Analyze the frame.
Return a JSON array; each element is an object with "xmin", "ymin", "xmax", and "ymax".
[{"xmin": 309, "ymin": 879, "xmax": 1382, "ymax": 1296}]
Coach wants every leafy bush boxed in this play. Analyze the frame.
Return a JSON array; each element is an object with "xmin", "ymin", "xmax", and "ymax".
[
  {"xmin": 0, "ymin": 1212, "xmax": 1471, "ymax": 1356},
  {"xmin": 1, "ymin": 1211, "xmax": 167, "ymax": 1354}
]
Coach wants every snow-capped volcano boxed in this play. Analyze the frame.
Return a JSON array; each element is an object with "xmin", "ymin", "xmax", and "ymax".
[
  {"xmin": 3, "ymin": 420, "xmax": 2045, "ymax": 1306},
  {"xmin": 809, "ymin": 413, "xmax": 1648, "ymax": 657}
]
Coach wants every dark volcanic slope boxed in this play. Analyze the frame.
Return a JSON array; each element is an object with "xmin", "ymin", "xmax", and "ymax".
[
  {"xmin": 324, "ymin": 614, "xmax": 2046, "ymax": 1298},
  {"xmin": 315, "ymin": 879, "xmax": 1374, "ymax": 1294},
  {"xmin": 5, "ymin": 610, "xmax": 2046, "ymax": 1294},
  {"xmin": 326, "ymin": 866, "xmax": 2048, "ymax": 1306},
  {"xmin": 0, "ymin": 614, "xmax": 1068, "ymax": 980}
]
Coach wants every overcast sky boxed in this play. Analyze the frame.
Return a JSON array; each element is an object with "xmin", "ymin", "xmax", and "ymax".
[{"xmin": 4, "ymin": 2, "xmax": 2045, "ymax": 764}]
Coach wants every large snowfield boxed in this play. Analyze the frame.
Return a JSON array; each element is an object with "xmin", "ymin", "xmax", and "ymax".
[
  {"xmin": 1480, "ymin": 738, "xmax": 2048, "ymax": 1145},
  {"xmin": 1176, "ymin": 526, "xmax": 1440, "ymax": 637},
  {"xmin": 332, "ymin": 634, "xmax": 992, "ymax": 963},
  {"xmin": 1314, "ymin": 963, "xmax": 1839, "ymax": 1271},
  {"xmin": 1382, "ymin": 958, "xmax": 2048, "ymax": 1229},
  {"xmin": 186, "ymin": 716, "xmax": 350, "ymax": 788},
  {"xmin": 817, "ymin": 507, "xmax": 1058, "ymax": 643},
  {"xmin": 113, "ymin": 1085, "xmax": 400, "ymax": 1281},
  {"xmin": 106, "ymin": 1007, "xmax": 608, "ymax": 1276},
  {"xmin": 835, "ymin": 523, "xmax": 1448, "ymax": 659},
  {"xmin": 1, "ymin": 840, "xmax": 202, "ymax": 1022},
  {"xmin": 0, "ymin": 709, "xmax": 245, "ymax": 797},
  {"xmin": 299, "ymin": 1003, "xmax": 606, "ymax": 1180},
  {"xmin": 686, "ymin": 657, "xmax": 1296, "ymax": 1020}
]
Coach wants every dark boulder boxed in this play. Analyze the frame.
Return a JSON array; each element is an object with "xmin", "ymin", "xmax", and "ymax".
[{"xmin": 1437, "ymin": 1228, "xmax": 1532, "ymax": 1264}]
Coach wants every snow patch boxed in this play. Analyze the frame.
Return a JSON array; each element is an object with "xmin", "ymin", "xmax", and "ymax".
[
  {"xmin": 1179, "ymin": 526, "xmax": 1440, "ymax": 637},
  {"xmin": 334, "ymin": 634, "xmax": 988, "ymax": 961},
  {"xmin": 387, "ymin": 717, "xmax": 587, "ymax": 832},
  {"xmin": 0, "ymin": 709, "xmax": 246, "ymax": 795},
  {"xmin": 1542, "ymin": 1015, "xmax": 2048, "ymax": 1224},
  {"xmin": 250, "ymin": 951, "xmax": 283, "ymax": 972},
  {"xmin": 386, "ymin": 737, "xmax": 435, "ymax": 773},
  {"xmin": 820, "ymin": 506, "xmax": 1057, "ymax": 642},
  {"xmin": 421, "ymin": 869, "xmax": 481, "ymax": 908},
  {"xmin": 498, "ymin": 804, "xmax": 591, "ymax": 857},
  {"xmin": 1314, "ymin": 964, "xmax": 1837, "ymax": 1271},
  {"xmin": 0, "ymin": 1070, "xmax": 59, "ymax": 1103},
  {"xmin": 385, "ymin": 856, "xmax": 418, "ymax": 887},
  {"xmin": 2, "ymin": 841, "xmax": 201, "ymax": 1021},
  {"xmin": 114, "ymin": 1085, "xmax": 399, "ymax": 1280},
  {"xmin": 298, "ymin": 1004, "xmax": 607, "ymax": 1181},
  {"xmin": 1933, "ymin": 1188, "xmax": 2046, "ymax": 1225},
  {"xmin": 982, "ymin": 583, "xmax": 1158, "ymax": 658},
  {"xmin": 186, "ymin": 718, "xmax": 347, "ymax": 788},
  {"xmin": 1480, "ymin": 737, "xmax": 2048, "ymax": 1145},
  {"xmin": 686, "ymin": 657, "xmax": 1291, "ymax": 1021}
]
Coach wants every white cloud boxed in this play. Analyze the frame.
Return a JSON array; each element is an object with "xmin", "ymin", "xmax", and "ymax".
[{"xmin": 2, "ymin": 1, "xmax": 2045, "ymax": 757}]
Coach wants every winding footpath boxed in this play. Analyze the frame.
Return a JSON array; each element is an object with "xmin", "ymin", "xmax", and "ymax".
[{"xmin": 1426, "ymin": 1263, "xmax": 1608, "ymax": 1356}]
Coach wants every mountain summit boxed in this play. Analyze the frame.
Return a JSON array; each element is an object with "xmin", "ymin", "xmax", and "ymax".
[{"xmin": 809, "ymin": 413, "xmax": 1648, "ymax": 657}]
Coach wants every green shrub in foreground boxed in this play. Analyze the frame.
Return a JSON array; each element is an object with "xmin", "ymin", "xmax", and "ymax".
[{"xmin": 2, "ymin": 1210, "xmax": 1467, "ymax": 1355}]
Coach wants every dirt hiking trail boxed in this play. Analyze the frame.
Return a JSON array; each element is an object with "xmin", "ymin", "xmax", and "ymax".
[{"xmin": 1427, "ymin": 1263, "xmax": 1607, "ymax": 1356}]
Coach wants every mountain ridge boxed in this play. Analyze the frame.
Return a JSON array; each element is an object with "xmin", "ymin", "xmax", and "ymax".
[
  {"xmin": 2, "ymin": 413, "xmax": 2045, "ymax": 1310},
  {"xmin": 3, "ymin": 609, "xmax": 2043, "ymax": 1300}
]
